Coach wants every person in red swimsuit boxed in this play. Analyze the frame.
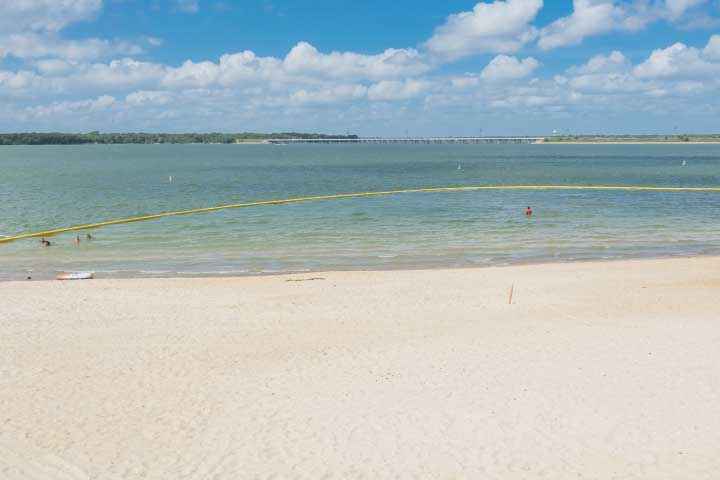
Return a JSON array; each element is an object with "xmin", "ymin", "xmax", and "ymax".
[{"xmin": 526, "ymin": 206, "xmax": 532, "ymax": 216}]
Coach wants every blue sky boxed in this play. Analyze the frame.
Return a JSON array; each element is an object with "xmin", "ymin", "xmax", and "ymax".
[{"xmin": 1, "ymin": 0, "xmax": 719, "ymax": 135}]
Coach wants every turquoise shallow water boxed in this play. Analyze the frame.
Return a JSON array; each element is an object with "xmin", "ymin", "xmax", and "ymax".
[{"xmin": 1, "ymin": 143, "xmax": 719, "ymax": 280}]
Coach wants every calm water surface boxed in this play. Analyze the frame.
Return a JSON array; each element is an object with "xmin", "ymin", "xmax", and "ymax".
[{"xmin": 1, "ymin": 144, "xmax": 719, "ymax": 279}]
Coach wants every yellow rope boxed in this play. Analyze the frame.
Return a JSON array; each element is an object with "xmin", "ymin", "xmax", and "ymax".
[{"xmin": 2, "ymin": 185, "xmax": 719, "ymax": 244}]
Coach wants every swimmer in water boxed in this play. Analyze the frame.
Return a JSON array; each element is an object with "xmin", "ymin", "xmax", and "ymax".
[
  {"xmin": 526, "ymin": 206, "xmax": 532, "ymax": 216},
  {"xmin": 85, "ymin": 233, "xmax": 93, "ymax": 240},
  {"xmin": 74, "ymin": 235, "xmax": 81, "ymax": 244}
]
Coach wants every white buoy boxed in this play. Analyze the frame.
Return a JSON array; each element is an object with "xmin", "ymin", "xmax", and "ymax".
[
  {"xmin": 457, "ymin": 164, "xmax": 462, "ymax": 170},
  {"xmin": 169, "ymin": 176, "xmax": 173, "ymax": 183},
  {"xmin": 682, "ymin": 160, "xmax": 686, "ymax": 166}
]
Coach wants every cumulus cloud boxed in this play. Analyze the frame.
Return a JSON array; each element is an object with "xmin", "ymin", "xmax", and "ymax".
[
  {"xmin": 283, "ymin": 42, "xmax": 429, "ymax": 81},
  {"xmin": 72, "ymin": 59, "xmax": 168, "ymax": 90},
  {"xmin": 160, "ymin": 42, "xmax": 430, "ymax": 89},
  {"xmin": 480, "ymin": 55, "xmax": 540, "ymax": 82},
  {"xmin": 664, "ymin": 0, "xmax": 706, "ymax": 19},
  {"xmin": 0, "ymin": 0, "xmax": 102, "ymax": 34},
  {"xmin": 634, "ymin": 37, "xmax": 720, "ymax": 78},
  {"xmin": 367, "ymin": 79, "xmax": 430, "ymax": 100},
  {"xmin": 0, "ymin": 70, "xmax": 46, "ymax": 94},
  {"xmin": 125, "ymin": 90, "xmax": 173, "ymax": 107},
  {"xmin": 568, "ymin": 72, "xmax": 651, "ymax": 94},
  {"xmin": 567, "ymin": 51, "xmax": 632, "ymax": 74},
  {"xmin": 539, "ymin": 1, "xmax": 646, "ymax": 50},
  {"xmin": 23, "ymin": 94, "xmax": 116, "ymax": 119},
  {"xmin": 0, "ymin": 33, "xmax": 142, "ymax": 61},
  {"xmin": 2, "ymin": 1, "xmax": 720, "ymax": 134},
  {"xmin": 558, "ymin": 37, "xmax": 720, "ymax": 100},
  {"xmin": 0, "ymin": 58, "xmax": 167, "ymax": 96},
  {"xmin": 561, "ymin": 49, "xmax": 652, "ymax": 94},
  {"xmin": 424, "ymin": 0, "xmax": 543, "ymax": 60},
  {"xmin": 0, "ymin": 1, "xmax": 142, "ymax": 61},
  {"xmin": 538, "ymin": 0, "xmax": 709, "ymax": 50},
  {"xmin": 703, "ymin": 34, "xmax": 720, "ymax": 60},
  {"xmin": 290, "ymin": 84, "xmax": 368, "ymax": 105}
]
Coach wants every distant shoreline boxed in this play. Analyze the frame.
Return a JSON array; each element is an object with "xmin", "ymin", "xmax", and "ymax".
[
  {"xmin": 540, "ymin": 141, "xmax": 720, "ymax": 145},
  {"xmin": 0, "ymin": 132, "xmax": 356, "ymax": 146},
  {"xmin": 2, "ymin": 133, "xmax": 720, "ymax": 145}
]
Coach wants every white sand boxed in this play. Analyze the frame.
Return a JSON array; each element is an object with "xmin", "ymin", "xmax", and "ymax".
[{"xmin": 2, "ymin": 257, "xmax": 720, "ymax": 479}]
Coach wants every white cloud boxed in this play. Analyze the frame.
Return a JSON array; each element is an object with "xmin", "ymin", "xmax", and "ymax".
[
  {"xmin": 125, "ymin": 90, "xmax": 173, "ymax": 107},
  {"xmin": 491, "ymin": 94, "xmax": 555, "ymax": 108},
  {"xmin": 703, "ymin": 34, "xmax": 720, "ymax": 60},
  {"xmin": 424, "ymin": 0, "xmax": 543, "ymax": 60},
  {"xmin": 568, "ymin": 72, "xmax": 651, "ymax": 93},
  {"xmin": 161, "ymin": 51, "xmax": 283, "ymax": 88},
  {"xmin": 538, "ymin": 0, "xmax": 709, "ymax": 50},
  {"xmin": 0, "ymin": 70, "xmax": 45, "ymax": 93},
  {"xmin": 664, "ymin": 0, "xmax": 706, "ymax": 19},
  {"xmin": 0, "ymin": 33, "xmax": 141, "ymax": 61},
  {"xmin": 34, "ymin": 59, "xmax": 75, "ymax": 76},
  {"xmin": 1, "ymin": 1, "xmax": 719, "ymax": 134},
  {"xmin": 74, "ymin": 59, "xmax": 167, "ymax": 90},
  {"xmin": 567, "ymin": 51, "xmax": 632, "ymax": 74},
  {"xmin": 160, "ymin": 42, "xmax": 430, "ymax": 89},
  {"xmin": 539, "ymin": 1, "xmax": 646, "ymax": 50},
  {"xmin": 23, "ymin": 94, "xmax": 116, "ymax": 119},
  {"xmin": 2, "ymin": 58, "xmax": 166, "ymax": 94},
  {"xmin": 450, "ymin": 75, "xmax": 482, "ymax": 90},
  {"xmin": 367, "ymin": 79, "xmax": 430, "ymax": 100},
  {"xmin": 0, "ymin": 1, "xmax": 143, "ymax": 61},
  {"xmin": 560, "ymin": 39, "xmax": 720, "ymax": 99},
  {"xmin": 283, "ymin": 42, "xmax": 429, "ymax": 81},
  {"xmin": 634, "ymin": 38, "xmax": 720, "ymax": 78},
  {"xmin": 0, "ymin": 0, "xmax": 102, "ymax": 34},
  {"xmin": 290, "ymin": 84, "xmax": 368, "ymax": 105},
  {"xmin": 480, "ymin": 55, "xmax": 540, "ymax": 82}
]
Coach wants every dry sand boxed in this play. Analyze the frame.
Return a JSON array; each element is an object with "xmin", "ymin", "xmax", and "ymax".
[{"xmin": 2, "ymin": 257, "xmax": 720, "ymax": 479}]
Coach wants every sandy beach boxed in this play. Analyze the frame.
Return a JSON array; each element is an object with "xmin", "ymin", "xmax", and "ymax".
[{"xmin": 2, "ymin": 257, "xmax": 720, "ymax": 479}]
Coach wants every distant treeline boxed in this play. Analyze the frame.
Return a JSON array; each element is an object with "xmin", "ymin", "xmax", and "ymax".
[{"xmin": 0, "ymin": 132, "xmax": 358, "ymax": 145}]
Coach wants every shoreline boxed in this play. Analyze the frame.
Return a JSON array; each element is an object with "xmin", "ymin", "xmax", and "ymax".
[
  {"xmin": 5, "ymin": 251, "xmax": 718, "ymax": 283},
  {"xmin": 3, "ymin": 255, "xmax": 720, "ymax": 478},
  {"xmin": 540, "ymin": 141, "xmax": 720, "ymax": 144},
  {"xmin": 3, "ymin": 140, "xmax": 720, "ymax": 146}
]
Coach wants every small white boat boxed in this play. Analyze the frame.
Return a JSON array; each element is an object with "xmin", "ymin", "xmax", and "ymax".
[{"xmin": 56, "ymin": 272, "xmax": 94, "ymax": 281}]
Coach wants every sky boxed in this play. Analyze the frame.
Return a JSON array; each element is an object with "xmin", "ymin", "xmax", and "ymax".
[{"xmin": 1, "ymin": 0, "xmax": 719, "ymax": 136}]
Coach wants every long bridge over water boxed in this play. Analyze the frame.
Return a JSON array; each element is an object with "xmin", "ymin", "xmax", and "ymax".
[{"xmin": 267, "ymin": 137, "xmax": 544, "ymax": 145}]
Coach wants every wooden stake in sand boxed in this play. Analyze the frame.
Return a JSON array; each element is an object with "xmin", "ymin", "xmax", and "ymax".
[{"xmin": 508, "ymin": 284, "xmax": 514, "ymax": 305}]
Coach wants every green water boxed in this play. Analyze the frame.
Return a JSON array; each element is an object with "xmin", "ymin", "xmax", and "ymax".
[{"xmin": 1, "ymin": 143, "xmax": 719, "ymax": 280}]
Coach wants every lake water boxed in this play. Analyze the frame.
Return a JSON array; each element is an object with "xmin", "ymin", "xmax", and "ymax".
[{"xmin": 1, "ymin": 143, "xmax": 719, "ymax": 280}]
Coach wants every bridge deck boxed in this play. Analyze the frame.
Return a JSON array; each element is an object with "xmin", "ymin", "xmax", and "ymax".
[{"xmin": 267, "ymin": 137, "xmax": 544, "ymax": 144}]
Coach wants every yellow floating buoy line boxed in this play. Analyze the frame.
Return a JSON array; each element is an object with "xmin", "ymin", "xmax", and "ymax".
[{"xmin": 1, "ymin": 184, "xmax": 719, "ymax": 244}]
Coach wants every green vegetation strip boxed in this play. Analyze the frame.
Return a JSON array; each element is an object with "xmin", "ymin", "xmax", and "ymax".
[{"xmin": 0, "ymin": 132, "xmax": 358, "ymax": 145}]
